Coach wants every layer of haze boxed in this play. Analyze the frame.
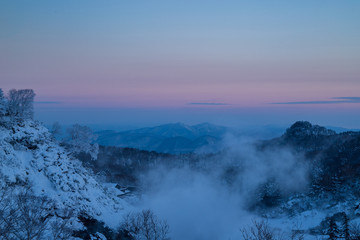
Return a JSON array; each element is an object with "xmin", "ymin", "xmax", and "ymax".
[
  {"xmin": 1, "ymin": 0, "xmax": 360, "ymax": 128},
  {"xmin": 138, "ymin": 136, "xmax": 309, "ymax": 239}
]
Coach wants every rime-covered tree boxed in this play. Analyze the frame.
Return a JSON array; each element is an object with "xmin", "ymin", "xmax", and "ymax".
[
  {"xmin": 7, "ymin": 89, "xmax": 36, "ymax": 120},
  {"xmin": 51, "ymin": 121, "xmax": 62, "ymax": 139},
  {"xmin": 67, "ymin": 124, "xmax": 99, "ymax": 160},
  {"xmin": 120, "ymin": 209, "xmax": 170, "ymax": 240},
  {"xmin": 240, "ymin": 220, "xmax": 285, "ymax": 240},
  {"xmin": 0, "ymin": 185, "xmax": 74, "ymax": 239},
  {"xmin": 0, "ymin": 88, "xmax": 7, "ymax": 118}
]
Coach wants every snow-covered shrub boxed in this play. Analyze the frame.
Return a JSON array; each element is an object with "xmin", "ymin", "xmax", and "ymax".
[
  {"xmin": 240, "ymin": 220, "xmax": 285, "ymax": 240},
  {"xmin": 120, "ymin": 209, "xmax": 170, "ymax": 240},
  {"xmin": 0, "ymin": 185, "xmax": 75, "ymax": 240}
]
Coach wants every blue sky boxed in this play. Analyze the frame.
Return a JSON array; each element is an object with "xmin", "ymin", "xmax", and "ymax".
[{"xmin": 1, "ymin": 0, "xmax": 360, "ymax": 128}]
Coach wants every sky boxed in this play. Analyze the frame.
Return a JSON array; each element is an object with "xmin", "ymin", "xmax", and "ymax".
[{"xmin": 1, "ymin": 0, "xmax": 360, "ymax": 129}]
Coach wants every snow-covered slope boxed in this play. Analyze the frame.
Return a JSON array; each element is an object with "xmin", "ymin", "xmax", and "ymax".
[{"xmin": 0, "ymin": 120, "xmax": 129, "ymax": 229}]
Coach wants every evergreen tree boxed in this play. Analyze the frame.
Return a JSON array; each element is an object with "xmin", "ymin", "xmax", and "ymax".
[
  {"xmin": 343, "ymin": 213, "xmax": 350, "ymax": 240},
  {"xmin": 328, "ymin": 218, "xmax": 339, "ymax": 240}
]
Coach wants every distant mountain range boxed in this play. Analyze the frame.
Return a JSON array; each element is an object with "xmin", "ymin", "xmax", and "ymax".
[
  {"xmin": 95, "ymin": 122, "xmax": 228, "ymax": 154},
  {"xmin": 95, "ymin": 122, "xmax": 359, "ymax": 154}
]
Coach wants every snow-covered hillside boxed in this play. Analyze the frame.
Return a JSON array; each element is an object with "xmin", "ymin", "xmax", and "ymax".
[{"xmin": 0, "ymin": 120, "xmax": 129, "ymax": 233}]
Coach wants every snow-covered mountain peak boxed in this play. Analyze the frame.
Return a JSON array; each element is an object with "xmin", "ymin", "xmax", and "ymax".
[{"xmin": 284, "ymin": 121, "xmax": 336, "ymax": 138}]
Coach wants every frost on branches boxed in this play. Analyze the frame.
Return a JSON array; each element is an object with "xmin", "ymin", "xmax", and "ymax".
[{"xmin": 67, "ymin": 124, "xmax": 99, "ymax": 160}]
